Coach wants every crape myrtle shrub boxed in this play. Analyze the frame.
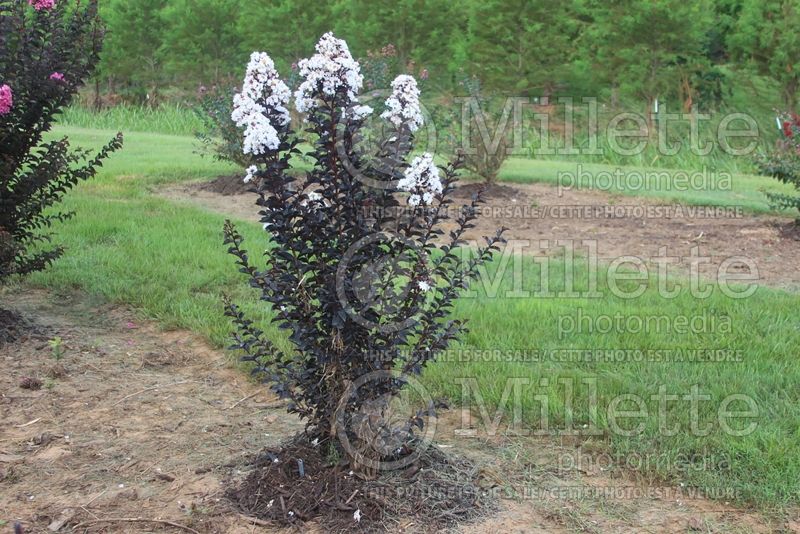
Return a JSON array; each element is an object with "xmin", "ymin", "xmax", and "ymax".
[
  {"xmin": 756, "ymin": 112, "xmax": 800, "ymax": 217},
  {"xmin": 224, "ymin": 33, "xmax": 503, "ymax": 471},
  {"xmin": 430, "ymin": 74, "xmax": 510, "ymax": 184},
  {"xmin": 0, "ymin": 0, "xmax": 122, "ymax": 283},
  {"xmin": 195, "ymin": 84, "xmax": 250, "ymax": 168}
]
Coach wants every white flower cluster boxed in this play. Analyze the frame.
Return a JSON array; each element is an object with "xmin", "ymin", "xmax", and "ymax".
[
  {"xmin": 244, "ymin": 165, "xmax": 258, "ymax": 183},
  {"xmin": 231, "ymin": 52, "xmax": 291, "ymax": 155},
  {"xmin": 295, "ymin": 33, "xmax": 364, "ymax": 113},
  {"xmin": 381, "ymin": 75, "xmax": 424, "ymax": 132},
  {"xmin": 346, "ymin": 103, "xmax": 374, "ymax": 121},
  {"xmin": 298, "ymin": 190, "xmax": 325, "ymax": 209},
  {"xmin": 397, "ymin": 153, "xmax": 443, "ymax": 206}
]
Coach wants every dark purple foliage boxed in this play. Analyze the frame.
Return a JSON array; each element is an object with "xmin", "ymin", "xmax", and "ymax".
[
  {"xmin": 223, "ymin": 46, "xmax": 504, "ymax": 470},
  {"xmin": 0, "ymin": 0, "xmax": 122, "ymax": 282}
]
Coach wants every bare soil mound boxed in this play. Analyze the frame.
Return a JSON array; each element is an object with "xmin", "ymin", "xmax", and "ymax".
[
  {"xmin": 454, "ymin": 182, "xmax": 521, "ymax": 202},
  {"xmin": 198, "ymin": 174, "xmax": 254, "ymax": 196}
]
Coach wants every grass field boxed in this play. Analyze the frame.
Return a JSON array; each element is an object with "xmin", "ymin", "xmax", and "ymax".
[
  {"xmin": 58, "ymin": 104, "xmax": 796, "ymax": 214},
  {"xmin": 59, "ymin": 104, "xmax": 205, "ymax": 136},
  {"xmin": 18, "ymin": 125, "xmax": 800, "ymax": 511}
]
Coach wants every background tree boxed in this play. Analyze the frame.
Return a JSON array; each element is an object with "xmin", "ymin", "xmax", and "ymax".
[
  {"xmin": 707, "ymin": 0, "xmax": 742, "ymax": 64},
  {"xmin": 333, "ymin": 0, "xmax": 466, "ymax": 84},
  {"xmin": 237, "ymin": 0, "xmax": 334, "ymax": 73},
  {"xmin": 98, "ymin": 0, "xmax": 168, "ymax": 103},
  {"xmin": 579, "ymin": 0, "xmax": 713, "ymax": 115},
  {"xmin": 728, "ymin": 0, "xmax": 800, "ymax": 108},
  {"xmin": 77, "ymin": 0, "xmax": 800, "ymax": 119},
  {"xmin": 161, "ymin": 0, "xmax": 243, "ymax": 86},
  {"xmin": 466, "ymin": 0, "xmax": 580, "ymax": 96}
]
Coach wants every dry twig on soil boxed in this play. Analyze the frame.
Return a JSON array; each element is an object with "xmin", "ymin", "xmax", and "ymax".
[
  {"xmin": 71, "ymin": 517, "xmax": 200, "ymax": 534},
  {"xmin": 110, "ymin": 380, "xmax": 191, "ymax": 407}
]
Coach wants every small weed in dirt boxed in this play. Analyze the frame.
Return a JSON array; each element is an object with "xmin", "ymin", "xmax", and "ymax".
[
  {"xmin": 228, "ymin": 435, "xmax": 497, "ymax": 533},
  {"xmin": 48, "ymin": 336, "xmax": 65, "ymax": 361}
]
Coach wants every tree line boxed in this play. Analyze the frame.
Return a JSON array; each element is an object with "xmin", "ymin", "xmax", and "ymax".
[{"xmin": 96, "ymin": 0, "xmax": 800, "ymax": 110}]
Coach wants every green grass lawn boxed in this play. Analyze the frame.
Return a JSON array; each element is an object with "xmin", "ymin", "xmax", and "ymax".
[
  {"xmin": 58, "ymin": 104, "xmax": 205, "ymax": 136},
  {"xmin": 19, "ymin": 125, "xmax": 800, "ymax": 511},
  {"xmin": 56, "ymin": 105, "xmax": 797, "ymax": 215},
  {"xmin": 57, "ymin": 104, "xmax": 798, "ymax": 215}
]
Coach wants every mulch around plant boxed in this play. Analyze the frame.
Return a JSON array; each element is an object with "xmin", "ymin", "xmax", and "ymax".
[
  {"xmin": 454, "ymin": 182, "xmax": 522, "ymax": 202},
  {"xmin": 776, "ymin": 219, "xmax": 800, "ymax": 240},
  {"xmin": 0, "ymin": 307, "xmax": 46, "ymax": 346},
  {"xmin": 227, "ymin": 434, "xmax": 497, "ymax": 533},
  {"xmin": 200, "ymin": 170, "xmax": 308, "ymax": 196},
  {"xmin": 198, "ymin": 174, "xmax": 256, "ymax": 196}
]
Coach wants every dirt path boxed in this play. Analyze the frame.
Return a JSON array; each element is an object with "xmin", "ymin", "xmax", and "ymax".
[
  {"xmin": 1, "ymin": 289, "xmax": 793, "ymax": 533},
  {"xmin": 159, "ymin": 178, "xmax": 800, "ymax": 291},
  {"xmin": 0, "ymin": 289, "xmax": 304, "ymax": 533}
]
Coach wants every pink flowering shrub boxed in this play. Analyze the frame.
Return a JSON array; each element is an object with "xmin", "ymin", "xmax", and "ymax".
[
  {"xmin": 28, "ymin": 0, "xmax": 55, "ymax": 11},
  {"xmin": 223, "ymin": 33, "xmax": 503, "ymax": 473},
  {"xmin": 0, "ymin": 84, "xmax": 12, "ymax": 115},
  {"xmin": 0, "ymin": 1, "xmax": 122, "ymax": 283}
]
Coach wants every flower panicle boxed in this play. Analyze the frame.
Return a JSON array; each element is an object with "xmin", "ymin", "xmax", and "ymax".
[
  {"xmin": 0, "ymin": 84, "xmax": 12, "ymax": 116},
  {"xmin": 381, "ymin": 74, "xmax": 424, "ymax": 132},
  {"xmin": 294, "ymin": 32, "xmax": 364, "ymax": 113},
  {"xmin": 397, "ymin": 153, "xmax": 442, "ymax": 207},
  {"xmin": 231, "ymin": 52, "xmax": 291, "ymax": 155},
  {"xmin": 29, "ymin": 0, "xmax": 55, "ymax": 11}
]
